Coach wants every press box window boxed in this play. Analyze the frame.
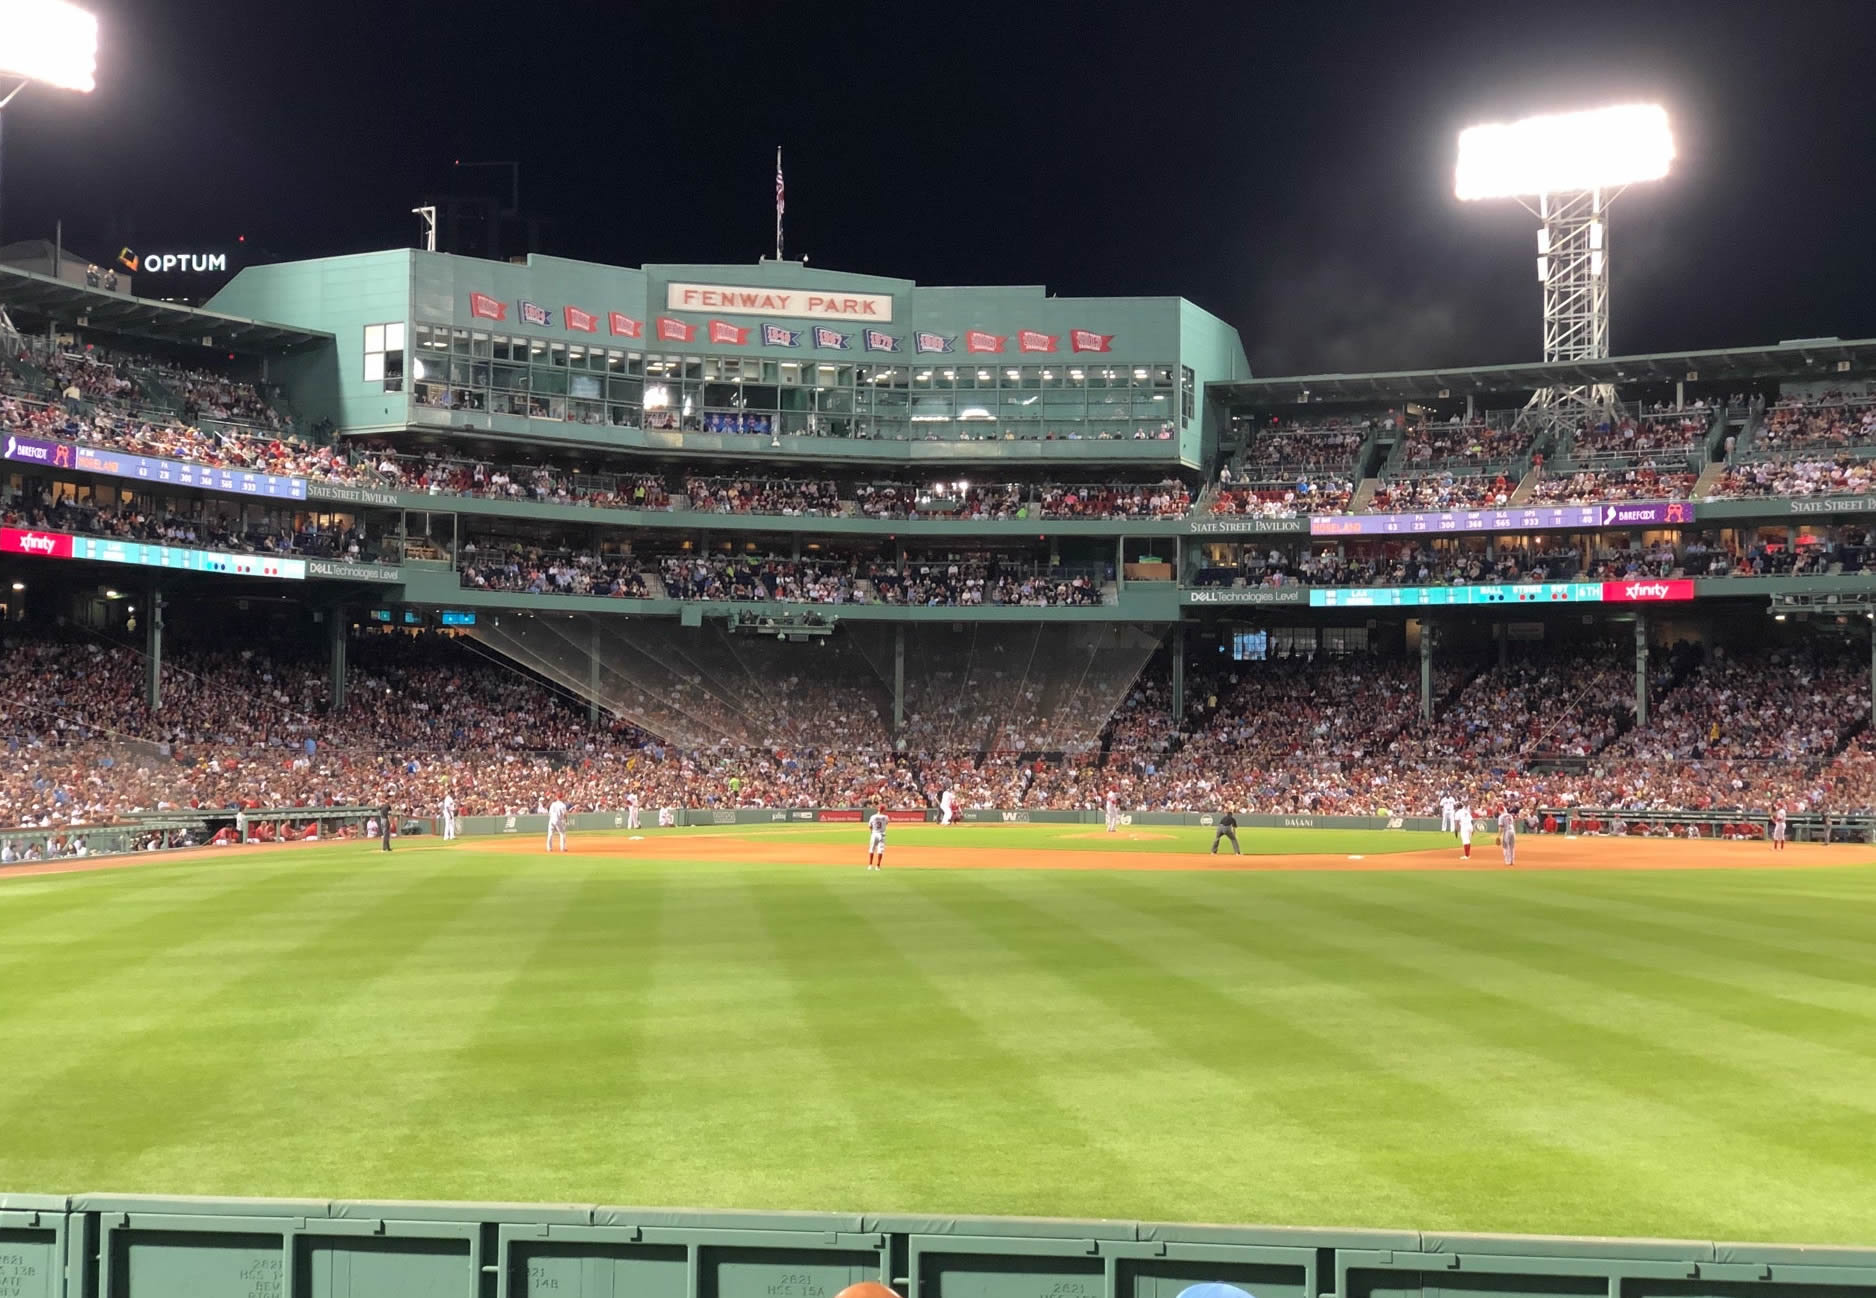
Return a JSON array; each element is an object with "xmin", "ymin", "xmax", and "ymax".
[
  {"xmin": 364, "ymin": 322, "xmax": 406, "ymax": 391},
  {"xmin": 1181, "ymin": 365, "xmax": 1196, "ymax": 425}
]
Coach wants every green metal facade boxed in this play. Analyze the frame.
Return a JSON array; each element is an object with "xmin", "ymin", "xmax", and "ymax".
[
  {"xmin": 7, "ymin": 1194, "xmax": 1876, "ymax": 1298},
  {"xmin": 204, "ymin": 251, "xmax": 1249, "ymax": 467}
]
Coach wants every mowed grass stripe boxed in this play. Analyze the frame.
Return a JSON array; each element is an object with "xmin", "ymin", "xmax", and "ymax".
[
  {"xmin": 1089, "ymin": 870, "xmax": 1853, "ymax": 1240},
  {"xmin": 0, "ymin": 850, "xmax": 503, "ymax": 1193},
  {"xmin": 910, "ymin": 871, "xmax": 1458, "ymax": 1229},
  {"xmin": 1216, "ymin": 877, "xmax": 1876, "ymax": 1197},
  {"xmin": 0, "ymin": 854, "xmax": 326, "ymax": 988},
  {"xmin": 608, "ymin": 869, "xmax": 900, "ymax": 1210},
  {"xmin": 1494, "ymin": 870, "xmax": 1876, "ymax": 972},
  {"xmin": 1419, "ymin": 874, "xmax": 1876, "ymax": 1034},
  {"xmin": 743, "ymin": 869, "xmax": 1135, "ymax": 1216},
  {"xmin": 313, "ymin": 851, "xmax": 619, "ymax": 1200},
  {"xmin": 1271, "ymin": 877, "xmax": 1876, "ymax": 1121}
]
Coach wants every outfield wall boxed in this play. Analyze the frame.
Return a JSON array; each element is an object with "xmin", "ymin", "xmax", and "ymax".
[
  {"xmin": 6, "ymin": 1194, "xmax": 1876, "ymax": 1298},
  {"xmin": 447, "ymin": 809, "xmax": 1448, "ymax": 836}
]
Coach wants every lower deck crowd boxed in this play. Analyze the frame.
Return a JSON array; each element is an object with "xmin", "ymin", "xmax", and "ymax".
[{"xmin": 0, "ymin": 627, "xmax": 1871, "ymax": 834}]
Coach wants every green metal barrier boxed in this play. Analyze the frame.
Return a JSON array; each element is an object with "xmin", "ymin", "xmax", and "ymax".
[{"xmin": 12, "ymin": 1196, "xmax": 1876, "ymax": 1298}]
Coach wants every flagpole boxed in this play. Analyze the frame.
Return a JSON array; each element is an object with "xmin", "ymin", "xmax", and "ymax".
[{"xmin": 775, "ymin": 146, "xmax": 784, "ymax": 261}]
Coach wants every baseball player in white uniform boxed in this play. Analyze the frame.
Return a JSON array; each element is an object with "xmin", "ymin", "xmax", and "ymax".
[
  {"xmin": 1771, "ymin": 806, "xmax": 1787, "ymax": 851},
  {"xmin": 626, "ymin": 792, "xmax": 640, "ymax": 830},
  {"xmin": 1439, "ymin": 793, "xmax": 1457, "ymax": 834},
  {"xmin": 1105, "ymin": 790, "xmax": 1120, "ymax": 833},
  {"xmin": 1497, "ymin": 807, "xmax": 1517, "ymax": 865},
  {"xmin": 441, "ymin": 792, "xmax": 457, "ymax": 841},
  {"xmin": 546, "ymin": 797, "xmax": 569, "ymax": 852},
  {"xmin": 940, "ymin": 788, "xmax": 957, "ymax": 825},
  {"xmin": 1456, "ymin": 804, "xmax": 1475, "ymax": 859},
  {"xmin": 866, "ymin": 808, "xmax": 889, "ymax": 870}
]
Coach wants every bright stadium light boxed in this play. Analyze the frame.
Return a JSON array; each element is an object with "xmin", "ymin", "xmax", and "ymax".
[
  {"xmin": 0, "ymin": 0, "xmax": 98, "ymax": 243},
  {"xmin": 1454, "ymin": 104, "xmax": 1674, "ymax": 413},
  {"xmin": 1455, "ymin": 105, "xmax": 1673, "ymax": 201}
]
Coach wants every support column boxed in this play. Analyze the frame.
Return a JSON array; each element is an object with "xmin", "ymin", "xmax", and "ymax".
[
  {"xmin": 892, "ymin": 624, "xmax": 905, "ymax": 735},
  {"xmin": 327, "ymin": 608, "xmax": 346, "ymax": 712},
  {"xmin": 145, "ymin": 586, "xmax": 163, "ymax": 711},
  {"xmin": 1171, "ymin": 626, "xmax": 1186, "ymax": 725},
  {"xmin": 588, "ymin": 622, "xmax": 602, "ymax": 724},
  {"xmin": 1115, "ymin": 536, "xmax": 1125, "ymax": 592},
  {"xmin": 1419, "ymin": 620, "xmax": 1434, "ymax": 720},
  {"xmin": 1634, "ymin": 614, "xmax": 1650, "ymax": 728},
  {"xmin": 1869, "ymin": 625, "xmax": 1874, "ymax": 729}
]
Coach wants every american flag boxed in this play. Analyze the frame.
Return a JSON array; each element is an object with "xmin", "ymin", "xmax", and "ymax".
[{"xmin": 775, "ymin": 147, "xmax": 785, "ymax": 259}]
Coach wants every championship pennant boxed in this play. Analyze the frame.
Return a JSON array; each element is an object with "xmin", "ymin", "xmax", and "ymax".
[
  {"xmin": 914, "ymin": 332, "xmax": 955, "ymax": 354},
  {"xmin": 862, "ymin": 330, "xmax": 901, "ymax": 353},
  {"xmin": 709, "ymin": 320, "xmax": 749, "ymax": 345},
  {"xmin": 656, "ymin": 317, "xmax": 697, "ymax": 343},
  {"xmin": 1017, "ymin": 330, "xmax": 1057, "ymax": 353},
  {"xmin": 762, "ymin": 323, "xmax": 801, "ymax": 347},
  {"xmin": 609, "ymin": 312, "xmax": 643, "ymax": 338},
  {"xmin": 1070, "ymin": 329, "xmax": 1114, "ymax": 353},
  {"xmin": 565, "ymin": 306, "xmax": 598, "ymax": 333},
  {"xmin": 519, "ymin": 301, "xmax": 552, "ymax": 327},
  {"xmin": 965, "ymin": 330, "xmax": 1005, "ymax": 353},
  {"xmin": 469, "ymin": 292, "xmax": 507, "ymax": 321},
  {"xmin": 812, "ymin": 326, "xmax": 852, "ymax": 350}
]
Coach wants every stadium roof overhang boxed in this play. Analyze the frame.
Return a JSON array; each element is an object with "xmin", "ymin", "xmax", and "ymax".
[
  {"xmin": 1210, "ymin": 338, "xmax": 1876, "ymax": 407},
  {"xmin": 0, "ymin": 264, "xmax": 331, "ymax": 354}
]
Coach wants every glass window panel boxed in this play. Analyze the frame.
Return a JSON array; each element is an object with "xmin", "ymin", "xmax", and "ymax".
[
  {"xmin": 451, "ymin": 327, "xmax": 471, "ymax": 352},
  {"xmin": 549, "ymin": 343, "xmax": 568, "ymax": 367},
  {"xmin": 533, "ymin": 368, "xmax": 567, "ymax": 395},
  {"xmin": 363, "ymin": 351, "xmax": 384, "ymax": 381},
  {"xmin": 912, "ymin": 369, "xmax": 934, "ymax": 390},
  {"xmin": 471, "ymin": 330, "xmax": 491, "ymax": 357},
  {"xmin": 363, "ymin": 324, "xmax": 384, "ymax": 353},
  {"xmin": 385, "ymin": 322, "xmax": 406, "ymax": 350}
]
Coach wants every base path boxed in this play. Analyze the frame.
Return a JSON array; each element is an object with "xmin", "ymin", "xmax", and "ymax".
[{"xmin": 572, "ymin": 835, "xmax": 1876, "ymax": 873}]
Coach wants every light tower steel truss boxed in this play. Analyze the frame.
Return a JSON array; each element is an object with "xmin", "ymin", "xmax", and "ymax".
[{"xmin": 1528, "ymin": 187, "xmax": 1618, "ymax": 412}]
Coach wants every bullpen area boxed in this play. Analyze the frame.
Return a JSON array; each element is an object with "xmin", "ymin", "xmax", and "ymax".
[{"xmin": 3, "ymin": 825, "xmax": 1874, "ymax": 1243}]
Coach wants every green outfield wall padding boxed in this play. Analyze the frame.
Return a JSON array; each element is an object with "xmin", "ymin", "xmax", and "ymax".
[{"xmin": 13, "ymin": 1197, "xmax": 1876, "ymax": 1298}]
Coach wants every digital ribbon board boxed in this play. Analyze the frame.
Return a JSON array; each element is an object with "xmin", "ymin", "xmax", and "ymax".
[
  {"xmin": 3, "ymin": 434, "xmax": 307, "ymax": 501},
  {"xmin": 1308, "ymin": 579, "xmax": 1695, "ymax": 608},
  {"xmin": 0, "ymin": 527, "xmax": 307, "ymax": 580},
  {"xmin": 1309, "ymin": 500, "xmax": 1695, "ymax": 537}
]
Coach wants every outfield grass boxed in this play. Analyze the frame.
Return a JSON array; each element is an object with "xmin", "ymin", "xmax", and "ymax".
[
  {"xmin": 624, "ymin": 821, "xmax": 1460, "ymax": 855},
  {"xmin": 4, "ymin": 833, "xmax": 1876, "ymax": 1243}
]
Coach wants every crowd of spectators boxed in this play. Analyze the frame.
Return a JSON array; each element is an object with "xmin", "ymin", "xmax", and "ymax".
[
  {"xmin": 1571, "ymin": 409, "xmax": 1710, "ymax": 457},
  {"xmin": 659, "ymin": 555, "xmax": 854, "ymax": 604},
  {"xmin": 1210, "ymin": 478, "xmax": 1355, "ymax": 517},
  {"xmin": 1526, "ymin": 465, "xmax": 1696, "ymax": 504},
  {"xmin": 1369, "ymin": 471, "xmax": 1513, "ymax": 512},
  {"xmin": 1396, "ymin": 418, "xmax": 1530, "ymax": 468},
  {"xmin": 1244, "ymin": 422, "xmax": 1368, "ymax": 472},
  {"xmin": 870, "ymin": 560, "xmax": 1105, "ymax": 607},
  {"xmin": 1755, "ymin": 396, "xmax": 1876, "ymax": 453},
  {"xmin": 685, "ymin": 476, "xmax": 839, "ymax": 516},
  {"xmin": 3, "ymin": 488, "xmax": 378, "ymax": 561},
  {"xmin": 1037, "ymin": 481, "xmax": 1190, "ymax": 519},
  {"xmin": 1711, "ymin": 455, "xmax": 1876, "ymax": 499},
  {"xmin": 460, "ymin": 544, "xmax": 652, "ymax": 598},
  {"xmin": 3, "ymin": 629, "xmax": 1876, "ymax": 836}
]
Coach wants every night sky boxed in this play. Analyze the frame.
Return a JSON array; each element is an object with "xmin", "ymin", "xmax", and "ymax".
[{"xmin": 5, "ymin": 0, "xmax": 1874, "ymax": 375}]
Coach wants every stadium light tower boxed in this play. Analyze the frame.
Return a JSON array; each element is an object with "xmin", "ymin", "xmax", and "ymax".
[
  {"xmin": 1456, "ymin": 104, "xmax": 1675, "ymax": 412},
  {"xmin": 0, "ymin": 0, "xmax": 99, "ymax": 244}
]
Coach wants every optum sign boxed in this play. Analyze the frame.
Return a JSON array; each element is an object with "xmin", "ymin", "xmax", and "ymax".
[{"xmin": 122, "ymin": 251, "xmax": 229, "ymax": 273}]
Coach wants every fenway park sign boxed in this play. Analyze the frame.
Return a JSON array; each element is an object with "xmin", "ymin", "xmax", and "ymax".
[{"xmin": 666, "ymin": 282, "xmax": 893, "ymax": 321}]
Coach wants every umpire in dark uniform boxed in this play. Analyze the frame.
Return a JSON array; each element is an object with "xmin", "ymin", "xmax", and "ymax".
[{"xmin": 1212, "ymin": 811, "xmax": 1241, "ymax": 855}]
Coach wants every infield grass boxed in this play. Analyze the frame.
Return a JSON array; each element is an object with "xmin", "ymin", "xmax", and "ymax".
[{"xmin": 4, "ymin": 829, "xmax": 1876, "ymax": 1244}]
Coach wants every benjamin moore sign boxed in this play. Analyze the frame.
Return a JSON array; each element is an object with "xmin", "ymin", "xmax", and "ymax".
[{"xmin": 665, "ymin": 282, "xmax": 893, "ymax": 322}]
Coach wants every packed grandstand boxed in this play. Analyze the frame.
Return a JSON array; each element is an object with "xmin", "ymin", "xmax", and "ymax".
[{"xmin": 4, "ymin": 253, "xmax": 1876, "ymax": 851}]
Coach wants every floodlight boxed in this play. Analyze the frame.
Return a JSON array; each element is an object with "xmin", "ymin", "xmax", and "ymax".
[
  {"xmin": 0, "ymin": 0, "xmax": 99, "ymax": 93},
  {"xmin": 1455, "ymin": 105, "xmax": 1672, "ymax": 201},
  {"xmin": 1454, "ymin": 103, "xmax": 1674, "ymax": 412}
]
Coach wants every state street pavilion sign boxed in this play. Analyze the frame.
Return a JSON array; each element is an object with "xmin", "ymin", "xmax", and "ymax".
[{"xmin": 665, "ymin": 282, "xmax": 893, "ymax": 322}]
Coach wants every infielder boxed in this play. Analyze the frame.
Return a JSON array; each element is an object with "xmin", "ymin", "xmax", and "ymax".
[
  {"xmin": 546, "ymin": 796, "xmax": 569, "ymax": 852},
  {"xmin": 1211, "ymin": 811, "xmax": 1241, "ymax": 855},
  {"xmin": 626, "ymin": 792, "xmax": 640, "ymax": 831},
  {"xmin": 1771, "ymin": 806, "xmax": 1787, "ymax": 852},
  {"xmin": 1456, "ymin": 803, "xmax": 1475, "ymax": 859},
  {"xmin": 1439, "ymin": 792, "xmax": 1457, "ymax": 834},
  {"xmin": 940, "ymin": 787, "xmax": 957, "ymax": 825},
  {"xmin": 866, "ymin": 807, "xmax": 889, "ymax": 870},
  {"xmin": 1105, "ymin": 790, "xmax": 1120, "ymax": 833},
  {"xmin": 1497, "ymin": 806, "xmax": 1517, "ymax": 866},
  {"xmin": 441, "ymin": 792, "xmax": 457, "ymax": 841}
]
